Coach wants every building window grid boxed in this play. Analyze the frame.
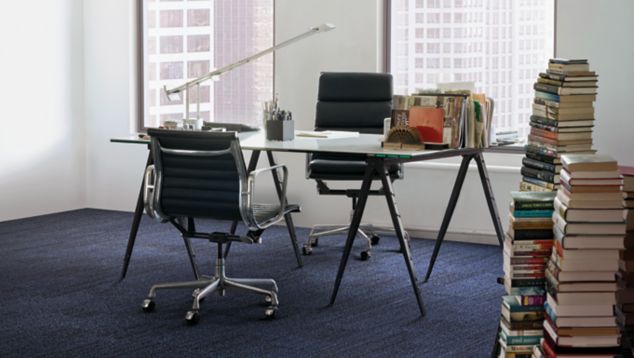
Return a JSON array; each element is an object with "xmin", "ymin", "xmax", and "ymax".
[
  {"xmin": 390, "ymin": 0, "xmax": 554, "ymax": 138},
  {"xmin": 141, "ymin": 0, "xmax": 273, "ymax": 128}
]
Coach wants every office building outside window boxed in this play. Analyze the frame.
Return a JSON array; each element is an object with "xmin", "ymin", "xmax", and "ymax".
[
  {"xmin": 389, "ymin": 0, "xmax": 555, "ymax": 139},
  {"xmin": 140, "ymin": 0, "xmax": 274, "ymax": 129}
]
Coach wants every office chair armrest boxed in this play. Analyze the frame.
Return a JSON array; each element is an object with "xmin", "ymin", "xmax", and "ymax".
[
  {"xmin": 245, "ymin": 164, "xmax": 288, "ymax": 230},
  {"xmin": 143, "ymin": 165, "xmax": 166, "ymax": 222}
]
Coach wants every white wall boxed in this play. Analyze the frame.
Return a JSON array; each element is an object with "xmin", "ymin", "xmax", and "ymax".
[
  {"xmin": 83, "ymin": 0, "xmax": 148, "ymax": 211},
  {"xmin": 0, "ymin": 0, "xmax": 85, "ymax": 222},
  {"xmin": 556, "ymin": 0, "xmax": 634, "ymax": 167}
]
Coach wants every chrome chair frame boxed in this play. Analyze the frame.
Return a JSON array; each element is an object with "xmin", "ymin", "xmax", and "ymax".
[{"xmin": 141, "ymin": 131, "xmax": 289, "ymax": 323}]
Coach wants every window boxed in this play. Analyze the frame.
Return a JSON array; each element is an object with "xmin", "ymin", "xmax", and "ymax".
[
  {"xmin": 388, "ymin": 0, "xmax": 555, "ymax": 139},
  {"xmin": 139, "ymin": 0, "xmax": 274, "ymax": 129}
]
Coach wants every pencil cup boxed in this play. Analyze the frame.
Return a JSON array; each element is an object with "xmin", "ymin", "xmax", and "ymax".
[{"xmin": 266, "ymin": 120, "xmax": 294, "ymax": 141}]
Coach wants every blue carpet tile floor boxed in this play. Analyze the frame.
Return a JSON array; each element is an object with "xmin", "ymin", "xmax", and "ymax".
[{"xmin": 0, "ymin": 209, "xmax": 504, "ymax": 357}]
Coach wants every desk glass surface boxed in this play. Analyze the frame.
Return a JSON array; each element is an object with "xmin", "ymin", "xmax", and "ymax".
[{"xmin": 111, "ymin": 130, "xmax": 480, "ymax": 160}]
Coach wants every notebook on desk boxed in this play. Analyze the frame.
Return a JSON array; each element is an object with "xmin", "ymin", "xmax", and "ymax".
[
  {"xmin": 202, "ymin": 122, "xmax": 260, "ymax": 132},
  {"xmin": 295, "ymin": 130, "xmax": 359, "ymax": 139}
]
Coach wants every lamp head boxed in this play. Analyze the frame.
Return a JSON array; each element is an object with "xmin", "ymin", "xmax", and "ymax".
[{"xmin": 312, "ymin": 23, "xmax": 336, "ymax": 32}]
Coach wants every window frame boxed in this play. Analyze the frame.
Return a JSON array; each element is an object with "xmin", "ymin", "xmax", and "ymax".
[
  {"xmin": 135, "ymin": 0, "xmax": 276, "ymax": 131},
  {"xmin": 383, "ymin": 0, "xmax": 558, "ymax": 154}
]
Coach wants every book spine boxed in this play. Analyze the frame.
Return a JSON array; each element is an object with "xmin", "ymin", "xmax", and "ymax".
[
  {"xmin": 530, "ymin": 123, "xmax": 557, "ymax": 133},
  {"xmin": 526, "ymin": 151, "xmax": 557, "ymax": 166},
  {"xmin": 507, "ymin": 320, "xmax": 545, "ymax": 331},
  {"xmin": 535, "ymin": 90, "xmax": 561, "ymax": 103},
  {"xmin": 522, "ymin": 176, "xmax": 557, "ymax": 190},
  {"xmin": 519, "ymin": 181, "xmax": 553, "ymax": 193},
  {"xmin": 507, "ymin": 256, "xmax": 550, "ymax": 265},
  {"xmin": 512, "ymin": 230, "xmax": 554, "ymax": 241},
  {"xmin": 529, "ymin": 115, "xmax": 560, "ymax": 128},
  {"xmin": 540, "ymin": 72, "xmax": 566, "ymax": 82},
  {"xmin": 534, "ymin": 82, "xmax": 561, "ymax": 95},
  {"xmin": 523, "ymin": 157, "xmax": 557, "ymax": 172},
  {"xmin": 513, "ymin": 209, "xmax": 554, "ymax": 218},
  {"xmin": 524, "ymin": 144, "xmax": 559, "ymax": 158},
  {"xmin": 530, "ymin": 127, "xmax": 557, "ymax": 140},
  {"xmin": 520, "ymin": 295, "xmax": 546, "ymax": 306},
  {"xmin": 506, "ymin": 286, "xmax": 546, "ymax": 296},
  {"xmin": 510, "ymin": 278, "xmax": 546, "ymax": 287},
  {"xmin": 513, "ymin": 200, "xmax": 554, "ymax": 210},
  {"xmin": 537, "ymin": 77, "xmax": 564, "ymax": 87},
  {"xmin": 521, "ymin": 166, "xmax": 557, "ymax": 183},
  {"xmin": 503, "ymin": 335, "xmax": 542, "ymax": 346}
]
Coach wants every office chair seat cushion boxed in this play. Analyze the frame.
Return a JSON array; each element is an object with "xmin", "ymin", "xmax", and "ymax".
[
  {"xmin": 252, "ymin": 203, "xmax": 301, "ymax": 223},
  {"xmin": 308, "ymin": 154, "xmax": 401, "ymax": 181},
  {"xmin": 252, "ymin": 203, "xmax": 282, "ymax": 223}
]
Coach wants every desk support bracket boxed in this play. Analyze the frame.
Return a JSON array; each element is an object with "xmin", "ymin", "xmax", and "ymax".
[
  {"xmin": 118, "ymin": 150, "xmax": 153, "ymax": 282},
  {"xmin": 330, "ymin": 157, "xmax": 426, "ymax": 317},
  {"xmin": 423, "ymin": 151, "xmax": 504, "ymax": 283}
]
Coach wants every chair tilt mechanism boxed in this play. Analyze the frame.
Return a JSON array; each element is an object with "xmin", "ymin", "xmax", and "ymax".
[
  {"xmin": 303, "ymin": 72, "xmax": 407, "ymax": 260},
  {"xmin": 141, "ymin": 128, "xmax": 298, "ymax": 324}
]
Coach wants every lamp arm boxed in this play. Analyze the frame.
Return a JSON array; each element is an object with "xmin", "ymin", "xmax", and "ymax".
[{"xmin": 164, "ymin": 23, "xmax": 335, "ymax": 97}]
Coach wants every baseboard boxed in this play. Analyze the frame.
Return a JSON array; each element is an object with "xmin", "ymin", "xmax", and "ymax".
[
  {"xmin": 285, "ymin": 221, "xmax": 500, "ymax": 247},
  {"xmin": 405, "ymin": 227, "xmax": 499, "ymax": 246}
]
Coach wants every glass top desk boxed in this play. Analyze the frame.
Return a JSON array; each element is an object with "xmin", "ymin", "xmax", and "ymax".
[{"xmin": 111, "ymin": 130, "xmax": 505, "ymax": 316}]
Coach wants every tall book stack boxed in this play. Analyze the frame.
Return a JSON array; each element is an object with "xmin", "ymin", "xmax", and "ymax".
[
  {"xmin": 622, "ymin": 166, "xmax": 634, "ymax": 234},
  {"xmin": 537, "ymin": 154, "xmax": 624, "ymax": 357},
  {"xmin": 498, "ymin": 191, "xmax": 556, "ymax": 358},
  {"xmin": 521, "ymin": 58, "xmax": 597, "ymax": 193},
  {"xmin": 616, "ymin": 166, "xmax": 634, "ymax": 354}
]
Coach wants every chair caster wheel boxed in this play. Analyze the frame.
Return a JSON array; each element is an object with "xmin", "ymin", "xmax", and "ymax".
[
  {"xmin": 264, "ymin": 307, "xmax": 277, "ymax": 319},
  {"xmin": 311, "ymin": 238, "xmax": 319, "ymax": 247},
  {"xmin": 370, "ymin": 235, "xmax": 380, "ymax": 245},
  {"xmin": 185, "ymin": 310, "xmax": 200, "ymax": 325},
  {"xmin": 360, "ymin": 251, "xmax": 371, "ymax": 261},
  {"xmin": 142, "ymin": 299, "xmax": 155, "ymax": 313},
  {"xmin": 302, "ymin": 246, "xmax": 312, "ymax": 256}
]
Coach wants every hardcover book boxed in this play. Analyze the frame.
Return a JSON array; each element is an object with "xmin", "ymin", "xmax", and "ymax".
[{"xmin": 561, "ymin": 154, "xmax": 618, "ymax": 172}]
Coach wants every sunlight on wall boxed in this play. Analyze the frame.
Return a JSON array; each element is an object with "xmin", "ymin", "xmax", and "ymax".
[
  {"xmin": 0, "ymin": 2, "xmax": 69, "ymax": 177},
  {"xmin": 0, "ymin": 0, "xmax": 83, "ymax": 221}
]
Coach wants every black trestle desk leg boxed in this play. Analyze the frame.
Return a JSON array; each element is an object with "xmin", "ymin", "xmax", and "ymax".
[
  {"xmin": 474, "ymin": 151, "xmax": 504, "ymax": 247},
  {"xmin": 330, "ymin": 162, "xmax": 375, "ymax": 306},
  {"xmin": 379, "ymin": 161, "xmax": 426, "ymax": 316},
  {"xmin": 225, "ymin": 150, "xmax": 261, "ymax": 258},
  {"xmin": 266, "ymin": 151, "xmax": 303, "ymax": 268},
  {"xmin": 423, "ymin": 154, "xmax": 472, "ymax": 283},
  {"xmin": 118, "ymin": 150, "xmax": 153, "ymax": 282}
]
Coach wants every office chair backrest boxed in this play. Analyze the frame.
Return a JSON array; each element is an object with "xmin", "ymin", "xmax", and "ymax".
[
  {"xmin": 147, "ymin": 129, "xmax": 247, "ymax": 221},
  {"xmin": 315, "ymin": 72, "xmax": 393, "ymax": 134}
]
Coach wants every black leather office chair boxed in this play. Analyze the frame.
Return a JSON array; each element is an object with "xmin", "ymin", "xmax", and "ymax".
[
  {"xmin": 303, "ymin": 72, "xmax": 405, "ymax": 260},
  {"xmin": 140, "ymin": 128, "xmax": 298, "ymax": 324}
]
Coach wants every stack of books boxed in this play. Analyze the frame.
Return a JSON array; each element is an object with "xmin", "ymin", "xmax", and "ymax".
[
  {"xmin": 521, "ymin": 58, "xmax": 598, "ymax": 193},
  {"xmin": 537, "ymin": 154, "xmax": 624, "ymax": 357},
  {"xmin": 498, "ymin": 191, "xmax": 556, "ymax": 357},
  {"xmin": 623, "ymin": 166, "xmax": 634, "ymax": 234},
  {"xmin": 617, "ymin": 166, "xmax": 634, "ymax": 354}
]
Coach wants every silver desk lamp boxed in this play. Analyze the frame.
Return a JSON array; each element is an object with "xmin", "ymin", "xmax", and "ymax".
[{"xmin": 163, "ymin": 23, "xmax": 336, "ymax": 129}]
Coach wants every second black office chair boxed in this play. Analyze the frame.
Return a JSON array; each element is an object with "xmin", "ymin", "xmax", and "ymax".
[
  {"xmin": 303, "ymin": 72, "xmax": 406, "ymax": 260},
  {"xmin": 141, "ymin": 129, "xmax": 299, "ymax": 324}
]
